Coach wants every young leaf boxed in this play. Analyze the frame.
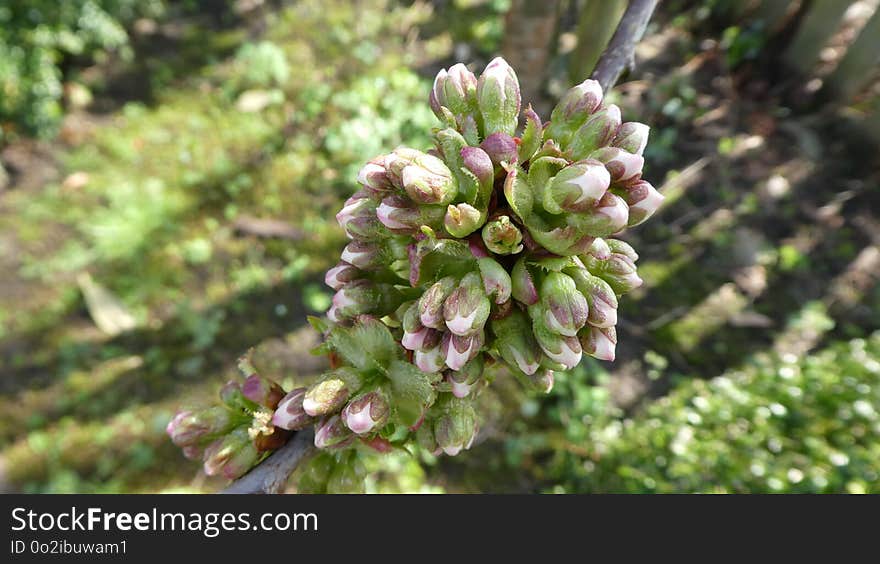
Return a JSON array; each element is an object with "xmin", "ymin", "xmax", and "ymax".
[{"xmin": 386, "ymin": 359, "xmax": 439, "ymax": 427}]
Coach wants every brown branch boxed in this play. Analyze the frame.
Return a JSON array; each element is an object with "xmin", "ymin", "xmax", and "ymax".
[
  {"xmin": 591, "ymin": 0, "xmax": 660, "ymax": 92},
  {"xmin": 221, "ymin": 428, "xmax": 315, "ymax": 494}
]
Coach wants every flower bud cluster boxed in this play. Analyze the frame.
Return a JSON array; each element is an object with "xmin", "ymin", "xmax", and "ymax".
[
  {"xmin": 170, "ymin": 57, "xmax": 663, "ymax": 480},
  {"xmin": 166, "ymin": 358, "xmax": 288, "ymax": 479}
]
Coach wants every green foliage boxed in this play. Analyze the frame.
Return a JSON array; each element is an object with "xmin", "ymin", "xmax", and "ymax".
[
  {"xmin": 0, "ymin": 0, "xmax": 165, "ymax": 138},
  {"xmin": 533, "ymin": 335, "xmax": 880, "ymax": 493},
  {"xmin": 231, "ymin": 41, "xmax": 290, "ymax": 91}
]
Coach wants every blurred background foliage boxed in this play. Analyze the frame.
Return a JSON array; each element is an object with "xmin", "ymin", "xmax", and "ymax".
[{"xmin": 0, "ymin": 0, "xmax": 878, "ymax": 493}]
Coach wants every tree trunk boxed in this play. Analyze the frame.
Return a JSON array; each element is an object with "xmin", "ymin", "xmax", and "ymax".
[
  {"xmin": 824, "ymin": 5, "xmax": 880, "ymax": 103},
  {"xmin": 783, "ymin": 0, "xmax": 853, "ymax": 74},
  {"xmin": 502, "ymin": 0, "xmax": 561, "ymax": 112},
  {"xmin": 568, "ymin": 0, "xmax": 628, "ymax": 85}
]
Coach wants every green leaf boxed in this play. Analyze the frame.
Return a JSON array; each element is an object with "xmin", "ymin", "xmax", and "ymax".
[
  {"xmin": 518, "ymin": 107, "xmax": 542, "ymax": 163},
  {"xmin": 504, "ymin": 169, "xmax": 533, "ymax": 221},
  {"xmin": 307, "ymin": 315, "xmax": 330, "ymax": 333},
  {"xmin": 327, "ymin": 318, "xmax": 398, "ymax": 371},
  {"xmin": 410, "ymin": 236, "xmax": 475, "ymax": 286},
  {"xmin": 387, "ymin": 359, "xmax": 439, "ymax": 427},
  {"xmin": 527, "ymin": 156, "xmax": 568, "ymax": 204}
]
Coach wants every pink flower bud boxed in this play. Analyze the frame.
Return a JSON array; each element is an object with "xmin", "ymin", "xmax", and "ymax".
[
  {"xmin": 341, "ymin": 390, "xmax": 390, "ymax": 435},
  {"xmin": 241, "ymin": 374, "xmax": 285, "ymax": 409},
  {"xmin": 441, "ymin": 330, "xmax": 485, "ymax": 371},
  {"xmin": 580, "ymin": 325, "xmax": 617, "ymax": 361},
  {"xmin": 340, "ymin": 240, "xmax": 381, "ymax": 270},
  {"xmin": 314, "ymin": 415, "xmax": 354, "ymax": 450},
  {"xmin": 414, "ymin": 344, "xmax": 446, "ymax": 373},
  {"xmin": 357, "ymin": 159, "xmax": 391, "ymax": 194},
  {"xmin": 324, "ymin": 262, "xmax": 361, "ymax": 291},
  {"xmin": 545, "ymin": 159, "xmax": 611, "ymax": 214},
  {"xmin": 479, "ymin": 132, "xmax": 519, "ymax": 169},
  {"xmin": 418, "ymin": 276, "xmax": 457, "ymax": 329},
  {"xmin": 591, "ymin": 146, "xmax": 644, "ymax": 185},
  {"xmin": 612, "ymin": 122, "xmax": 650, "ymax": 155},
  {"xmin": 534, "ymin": 324, "xmax": 583, "ymax": 369},
  {"xmin": 622, "ymin": 180, "xmax": 664, "ymax": 226},
  {"xmin": 272, "ymin": 388, "xmax": 313, "ymax": 431}
]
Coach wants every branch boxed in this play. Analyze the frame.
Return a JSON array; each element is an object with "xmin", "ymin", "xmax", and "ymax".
[
  {"xmin": 591, "ymin": 0, "xmax": 659, "ymax": 92},
  {"xmin": 221, "ymin": 428, "xmax": 315, "ymax": 494}
]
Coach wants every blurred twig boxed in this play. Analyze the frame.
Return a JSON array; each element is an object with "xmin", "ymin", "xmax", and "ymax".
[
  {"xmin": 591, "ymin": 0, "xmax": 659, "ymax": 92},
  {"xmin": 221, "ymin": 429, "xmax": 315, "ymax": 494}
]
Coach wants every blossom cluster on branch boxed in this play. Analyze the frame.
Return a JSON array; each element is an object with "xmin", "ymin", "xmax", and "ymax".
[{"xmin": 167, "ymin": 57, "xmax": 663, "ymax": 487}]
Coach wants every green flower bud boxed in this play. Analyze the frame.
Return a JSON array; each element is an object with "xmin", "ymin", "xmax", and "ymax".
[
  {"xmin": 414, "ymin": 343, "xmax": 445, "ymax": 373},
  {"xmin": 586, "ymin": 237, "xmax": 612, "ymax": 260},
  {"xmin": 446, "ymin": 354, "xmax": 485, "ymax": 398},
  {"xmin": 328, "ymin": 279, "xmax": 378, "ymax": 322},
  {"xmin": 477, "ymin": 257, "xmax": 512, "ymax": 304},
  {"xmin": 568, "ymin": 104, "xmax": 621, "ymax": 161},
  {"xmin": 537, "ymin": 271, "xmax": 589, "ymax": 337},
  {"xmin": 430, "ymin": 63, "xmax": 478, "ymax": 120},
  {"xmin": 612, "ymin": 122, "xmax": 650, "ymax": 155},
  {"xmin": 607, "ymin": 238, "xmax": 639, "ymax": 261},
  {"xmin": 402, "ymin": 302, "xmax": 443, "ymax": 352},
  {"xmin": 445, "ymin": 202, "xmax": 484, "ymax": 238},
  {"xmin": 336, "ymin": 195, "xmax": 382, "ymax": 241},
  {"xmin": 203, "ymin": 428, "xmax": 259, "ymax": 479},
  {"xmin": 297, "ymin": 452, "xmax": 334, "ymax": 493},
  {"xmin": 326, "ymin": 454, "xmax": 367, "ymax": 494},
  {"xmin": 419, "ymin": 276, "xmax": 458, "ymax": 329},
  {"xmin": 357, "ymin": 158, "xmax": 391, "ymax": 195},
  {"xmin": 166, "ymin": 406, "xmax": 235, "ymax": 448},
  {"xmin": 444, "ymin": 272, "xmax": 491, "ymax": 336},
  {"xmin": 434, "ymin": 397, "xmax": 478, "ymax": 456},
  {"xmin": 585, "ymin": 246, "xmax": 643, "ymax": 295},
  {"xmin": 492, "ymin": 309, "xmax": 542, "ymax": 375},
  {"xmin": 545, "ymin": 79, "xmax": 604, "ymax": 146},
  {"xmin": 527, "ymin": 369, "xmax": 554, "ymax": 394},
  {"xmin": 526, "ymin": 223, "xmax": 595, "ymax": 256},
  {"xmin": 416, "ymin": 421, "xmax": 441, "ymax": 455},
  {"xmin": 482, "ymin": 215, "xmax": 523, "ymax": 255},
  {"xmin": 272, "ymin": 388, "xmax": 314, "ymax": 431},
  {"xmin": 340, "ymin": 240, "xmax": 382, "ymax": 270},
  {"xmin": 325, "ymin": 261, "xmax": 361, "ymax": 291},
  {"xmin": 477, "ymin": 57, "xmax": 521, "ymax": 137},
  {"xmin": 401, "ymin": 153, "xmax": 457, "ymax": 205},
  {"xmin": 567, "ymin": 267, "xmax": 619, "ymax": 329},
  {"xmin": 384, "ymin": 147, "xmax": 423, "ymax": 186}
]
